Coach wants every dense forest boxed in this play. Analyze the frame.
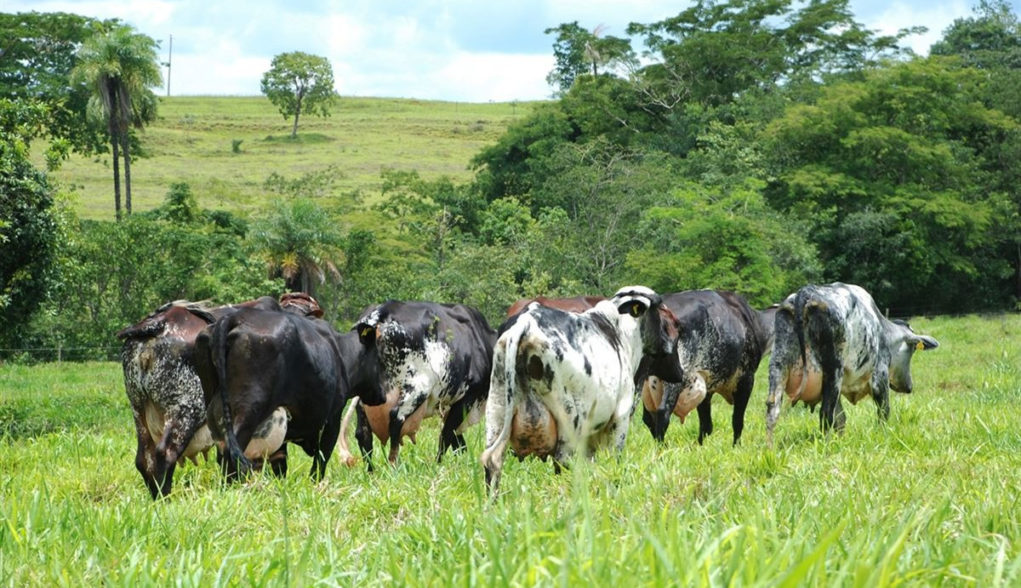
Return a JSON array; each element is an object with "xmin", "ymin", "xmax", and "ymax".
[{"xmin": 2, "ymin": 0, "xmax": 1019, "ymax": 362}]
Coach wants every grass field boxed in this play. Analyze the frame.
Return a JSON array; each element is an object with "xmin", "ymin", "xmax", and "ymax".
[
  {"xmin": 1, "ymin": 313, "xmax": 1018, "ymax": 586},
  {"xmin": 43, "ymin": 96, "xmax": 534, "ymax": 221}
]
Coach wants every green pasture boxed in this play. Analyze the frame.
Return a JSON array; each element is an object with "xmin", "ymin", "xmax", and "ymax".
[
  {"xmin": 45, "ymin": 96, "xmax": 534, "ymax": 221},
  {"xmin": 1, "ymin": 313, "xmax": 1019, "ymax": 586}
]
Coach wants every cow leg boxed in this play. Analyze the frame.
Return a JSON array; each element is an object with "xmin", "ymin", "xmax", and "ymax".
[
  {"xmin": 220, "ymin": 398, "xmax": 270, "ymax": 482},
  {"xmin": 872, "ymin": 368, "xmax": 891, "ymax": 423},
  {"xmin": 765, "ymin": 308, "xmax": 798, "ymax": 447},
  {"xmin": 309, "ymin": 408, "xmax": 343, "ymax": 481},
  {"xmin": 730, "ymin": 373, "xmax": 755, "ymax": 446},
  {"xmin": 153, "ymin": 403, "xmax": 206, "ymax": 496},
  {"xmin": 833, "ymin": 397, "xmax": 847, "ymax": 433},
  {"xmin": 269, "ymin": 445, "xmax": 288, "ymax": 477},
  {"xmin": 354, "ymin": 403, "xmax": 376, "ymax": 473},
  {"xmin": 437, "ymin": 399, "xmax": 470, "ymax": 462},
  {"xmin": 480, "ymin": 379, "xmax": 513, "ymax": 495},
  {"xmin": 818, "ymin": 365, "xmax": 843, "ymax": 434},
  {"xmin": 696, "ymin": 395, "xmax": 714, "ymax": 445},
  {"xmin": 131, "ymin": 408, "xmax": 163, "ymax": 499},
  {"xmin": 388, "ymin": 387, "xmax": 428, "ymax": 465}
]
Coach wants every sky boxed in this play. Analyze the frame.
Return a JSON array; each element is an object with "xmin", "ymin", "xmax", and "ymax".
[{"xmin": 8, "ymin": 0, "xmax": 1015, "ymax": 102}]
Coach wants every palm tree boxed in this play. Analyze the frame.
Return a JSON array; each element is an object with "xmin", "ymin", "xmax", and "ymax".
[
  {"xmin": 251, "ymin": 198, "xmax": 344, "ymax": 296},
  {"xmin": 72, "ymin": 24, "xmax": 161, "ymax": 220}
]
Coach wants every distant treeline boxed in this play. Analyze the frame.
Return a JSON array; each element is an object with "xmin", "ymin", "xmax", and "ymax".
[{"xmin": 2, "ymin": 1, "xmax": 1020, "ymax": 361}]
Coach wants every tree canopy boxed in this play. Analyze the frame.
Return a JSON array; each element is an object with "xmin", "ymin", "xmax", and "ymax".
[{"xmin": 260, "ymin": 52, "xmax": 337, "ymax": 138}]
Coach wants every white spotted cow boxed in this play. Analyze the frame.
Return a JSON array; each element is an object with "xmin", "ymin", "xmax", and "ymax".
[
  {"xmin": 480, "ymin": 286, "xmax": 684, "ymax": 495},
  {"xmin": 349, "ymin": 301, "xmax": 497, "ymax": 467},
  {"xmin": 765, "ymin": 282, "xmax": 939, "ymax": 444}
]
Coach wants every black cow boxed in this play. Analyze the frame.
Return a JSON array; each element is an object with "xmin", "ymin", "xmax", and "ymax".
[
  {"xmin": 348, "ymin": 300, "xmax": 497, "ymax": 466},
  {"xmin": 765, "ymin": 282, "xmax": 939, "ymax": 443},
  {"xmin": 117, "ymin": 295, "xmax": 311, "ymax": 499},
  {"xmin": 640, "ymin": 290, "xmax": 769, "ymax": 445},
  {"xmin": 193, "ymin": 302, "xmax": 352, "ymax": 481}
]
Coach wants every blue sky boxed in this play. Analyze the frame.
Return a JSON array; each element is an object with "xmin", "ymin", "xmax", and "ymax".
[{"xmin": 9, "ymin": 0, "xmax": 1013, "ymax": 102}]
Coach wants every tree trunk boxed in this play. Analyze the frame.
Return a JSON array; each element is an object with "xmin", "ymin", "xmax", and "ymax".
[
  {"xmin": 291, "ymin": 98, "xmax": 302, "ymax": 138},
  {"xmin": 111, "ymin": 135, "xmax": 122, "ymax": 222},
  {"xmin": 122, "ymin": 131, "xmax": 132, "ymax": 216}
]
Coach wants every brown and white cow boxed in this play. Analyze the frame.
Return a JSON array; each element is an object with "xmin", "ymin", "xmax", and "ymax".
[
  {"xmin": 640, "ymin": 290, "xmax": 770, "ymax": 445},
  {"xmin": 765, "ymin": 282, "xmax": 939, "ymax": 444},
  {"xmin": 480, "ymin": 286, "xmax": 684, "ymax": 495}
]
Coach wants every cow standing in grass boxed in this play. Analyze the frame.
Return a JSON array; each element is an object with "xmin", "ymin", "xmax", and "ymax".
[
  {"xmin": 344, "ymin": 300, "xmax": 497, "ymax": 467},
  {"xmin": 480, "ymin": 286, "xmax": 684, "ymax": 495},
  {"xmin": 118, "ymin": 294, "xmax": 319, "ymax": 499},
  {"xmin": 640, "ymin": 290, "xmax": 769, "ymax": 446},
  {"xmin": 765, "ymin": 282, "xmax": 939, "ymax": 444}
]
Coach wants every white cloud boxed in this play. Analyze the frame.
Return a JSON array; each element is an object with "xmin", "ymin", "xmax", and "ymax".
[
  {"xmin": 862, "ymin": 0, "xmax": 973, "ymax": 55},
  {"xmin": 4, "ymin": 0, "xmax": 992, "ymax": 101}
]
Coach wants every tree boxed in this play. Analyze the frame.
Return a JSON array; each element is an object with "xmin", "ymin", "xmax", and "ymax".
[
  {"xmin": 250, "ymin": 198, "xmax": 343, "ymax": 296},
  {"xmin": 71, "ymin": 23, "xmax": 161, "ymax": 220},
  {"xmin": 625, "ymin": 179, "xmax": 821, "ymax": 306},
  {"xmin": 626, "ymin": 0, "xmax": 917, "ymax": 112},
  {"xmin": 0, "ymin": 12, "xmax": 110, "ymax": 156},
  {"xmin": 763, "ymin": 58, "xmax": 1020, "ymax": 312},
  {"xmin": 0, "ymin": 100, "xmax": 61, "ymax": 354},
  {"xmin": 260, "ymin": 52, "xmax": 337, "ymax": 138},
  {"xmin": 931, "ymin": 0, "xmax": 1020, "ymax": 70},
  {"xmin": 544, "ymin": 22, "xmax": 635, "ymax": 95}
]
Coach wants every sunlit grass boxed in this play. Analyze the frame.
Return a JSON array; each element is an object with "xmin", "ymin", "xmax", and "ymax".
[
  {"xmin": 1, "ymin": 314, "xmax": 1019, "ymax": 585},
  {"xmin": 40, "ymin": 96, "xmax": 537, "ymax": 221}
]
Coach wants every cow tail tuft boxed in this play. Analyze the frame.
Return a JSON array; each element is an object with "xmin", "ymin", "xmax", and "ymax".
[{"xmin": 335, "ymin": 398, "xmax": 360, "ymax": 467}]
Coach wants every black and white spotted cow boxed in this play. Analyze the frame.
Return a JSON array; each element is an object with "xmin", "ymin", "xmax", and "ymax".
[
  {"xmin": 349, "ymin": 300, "xmax": 497, "ymax": 466},
  {"xmin": 640, "ymin": 290, "xmax": 770, "ymax": 445},
  {"xmin": 480, "ymin": 286, "xmax": 684, "ymax": 495},
  {"xmin": 117, "ymin": 294, "xmax": 320, "ymax": 498},
  {"xmin": 765, "ymin": 282, "xmax": 939, "ymax": 443}
]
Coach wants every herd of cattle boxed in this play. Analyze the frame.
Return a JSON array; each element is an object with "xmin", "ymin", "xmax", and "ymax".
[{"xmin": 116, "ymin": 282, "xmax": 939, "ymax": 499}]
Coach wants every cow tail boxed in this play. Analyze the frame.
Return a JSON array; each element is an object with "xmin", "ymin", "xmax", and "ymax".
[
  {"xmin": 479, "ymin": 321, "xmax": 521, "ymax": 472},
  {"xmin": 335, "ymin": 397, "xmax": 360, "ymax": 467},
  {"xmin": 213, "ymin": 317, "xmax": 247, "ymax": 472}
]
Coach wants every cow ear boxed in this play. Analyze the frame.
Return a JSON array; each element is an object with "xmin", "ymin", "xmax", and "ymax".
[
  {"xmin": 617, "ymin": 299, "xmax": 649, "ymax": 317},
  {"xmin": 355, "ymin": 322, "xmax": 376, "ymax": 346},
  {"xmin": 911, "ymin": 335, "xmax": 939, "ymax": 351}
]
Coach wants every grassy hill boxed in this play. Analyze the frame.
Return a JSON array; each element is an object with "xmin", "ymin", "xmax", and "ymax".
[{"xmin": 46, "ymin": 96, "xmax": 536, "ymax": 221}]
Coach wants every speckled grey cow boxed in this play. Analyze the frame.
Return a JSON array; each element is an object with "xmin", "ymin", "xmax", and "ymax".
[
  {"xmin": 640, "ymin": 290, "xmax": 770, "ymax": 446},
  {"xmin": 765, "ymin": 282, "xmax": 939, "ymax": 444}
]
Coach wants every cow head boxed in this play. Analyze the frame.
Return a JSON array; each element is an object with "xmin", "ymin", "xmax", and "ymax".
[
  {"xmin": 612, "ymin": 286, "xmax": 684, "ymax": 384},
  {"xmin": 885, "ymin": 319, "xmax": 939, "ymax": 393}
]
